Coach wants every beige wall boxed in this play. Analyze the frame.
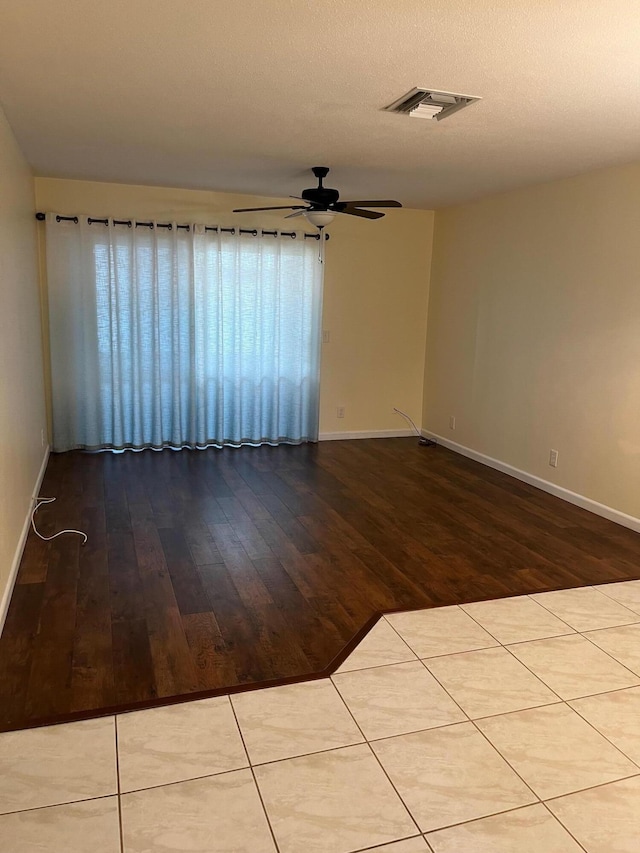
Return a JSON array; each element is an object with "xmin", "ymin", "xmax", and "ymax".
[
  {"xmin": 424, "ymin": 160, "xmax": 640, "ymax": 518},
  {"xmin": 35, "ymin": 178, "xmax": 434, "ymax": 437},
  {"xmin": 0, "ymin": 106, "xmax": 47, "ymax": 605}
]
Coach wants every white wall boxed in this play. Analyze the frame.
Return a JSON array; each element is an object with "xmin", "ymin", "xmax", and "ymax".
[
  {"xmin": 0, "ymin": 105, "xmax": 47, "ymax": 611},
  {"xmin": 424, "ymin": 160, "xmax": 640, "ymax": 519}
]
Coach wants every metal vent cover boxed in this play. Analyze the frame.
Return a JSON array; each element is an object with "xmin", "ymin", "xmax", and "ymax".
[{"xmin": 384, "ymin": 88, "xmax": 481, "ymax": 121}]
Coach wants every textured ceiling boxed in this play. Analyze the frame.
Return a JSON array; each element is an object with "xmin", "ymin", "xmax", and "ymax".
[{"xmin": 0, "ymin": 1, "xmax": 639, "ymax": 208}]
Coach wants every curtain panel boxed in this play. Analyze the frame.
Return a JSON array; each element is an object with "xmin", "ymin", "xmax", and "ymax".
[{"xmin": 45, "ymin": 216, "xmax": 324, "ymax": 452}]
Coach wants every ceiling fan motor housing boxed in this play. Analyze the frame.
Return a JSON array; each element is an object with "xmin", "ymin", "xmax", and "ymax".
[
  {"xmin": 301, "ymin": 186, "xmax": 340, "ymax": 207},
  {"xmin": 302, "ymin": 166, "xmax": 339, "ymax": 207}
]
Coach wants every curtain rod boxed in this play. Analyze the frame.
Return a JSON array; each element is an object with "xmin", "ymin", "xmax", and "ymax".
[{"xmin": 34, "ymin": 212, "xmax": 328, "ymax": 241}]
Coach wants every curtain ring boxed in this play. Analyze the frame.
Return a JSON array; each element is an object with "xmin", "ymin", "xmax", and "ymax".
[{"xmin": 290, "ymin": 232, "xmax": 296, "ymax": 239}]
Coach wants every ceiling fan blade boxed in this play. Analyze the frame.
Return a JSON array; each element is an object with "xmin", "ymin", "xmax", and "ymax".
[
  {"xmin": 339, "ymin": 200, "xmax": 402, "ymax": 208},
  {"xmin": 339, "ymin": 207, "xmax": 385, "ymax": 220},
  {"xmin": 232, "ymin": 205, "xmax": 307, "ymax": 213},
  {"xmin": 284, "ymin": 210, "xmax": 307, "ymax": 219}
]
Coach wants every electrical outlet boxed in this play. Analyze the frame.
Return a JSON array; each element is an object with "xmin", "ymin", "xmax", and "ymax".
[
  {"xmin": 336, "ymin": 406, "xmax": 345, "ymax": 419},
  {"xmin": 449, "ymin": 415, "xmax": 456, "ymax": 430},
  {"xmin": 549, "ymin": 449, "xmax": 559, "ymax": 468},
  {"xmin": 322, "ymin": 330, "xmax": 331, "ymax": 343}
]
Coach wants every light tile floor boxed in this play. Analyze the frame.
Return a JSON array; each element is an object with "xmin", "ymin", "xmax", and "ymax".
[{"xmin": 3, "ymin": 582, "xmax": 640, "ymax": 851}]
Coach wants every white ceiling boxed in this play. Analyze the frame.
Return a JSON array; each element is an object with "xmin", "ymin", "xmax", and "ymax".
[{"xmin": 1, "ymin": 1, "xmax": 639, "ymax": 209}]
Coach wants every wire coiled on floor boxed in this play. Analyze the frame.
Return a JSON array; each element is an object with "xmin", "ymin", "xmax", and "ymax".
[{"xmin": 31, "ymin": 496, "xmax": 88, "ymax": 545}]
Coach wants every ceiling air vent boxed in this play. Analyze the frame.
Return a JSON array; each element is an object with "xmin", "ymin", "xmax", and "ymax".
[{"xmin": 384, "ymin": 88, "xmax": 480, "ymax": 121}]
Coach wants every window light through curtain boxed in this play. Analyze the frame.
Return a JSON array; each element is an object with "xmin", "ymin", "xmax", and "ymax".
[{"xmin": 45, "ymin": 216, "xmax": 324, "ymax": 452}]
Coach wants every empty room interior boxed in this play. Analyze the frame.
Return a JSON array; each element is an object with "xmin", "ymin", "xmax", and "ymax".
[{"xmin": 3, "ymin": 2, "xmax": 640, "ymax": 851}]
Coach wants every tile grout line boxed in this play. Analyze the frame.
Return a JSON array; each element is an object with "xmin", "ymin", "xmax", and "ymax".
[
  {"xmin": 227, "ymin": 695, "xmax": 282, "ymax": 853},
  {"xmin": 521, "ymin": 588, "xmax": 599, "ymax": 634},
  {"xmin": 412, "ymin": 659, "xmax": 472, "ymax": 723},
  {"xmin": 382, "ymin": 611, "xmax": 504, "ymax": 662},
  {"xmin": 565, "ymin": 696, "xmax": 640, "ymax": 772},
  {"xmin": 582, "ymin": 618, "xmax": 640, "ymax": 637},
  {"xmin": 498, "ymin": 643, "xmax": 566, "ymax": 703},
  {"xmin": 500, "ymin": 631, "xmax": 640, "ymax": 705},
  {"xmin": 506, "ymin": 625, "xmax": 640, "ymax": 653},
  {"xmin": 524, "ymin": 587, "xmax": 640, "ymax": 633},
  {"xmin": 335, "ymin": 655, "xmax": 420, "ymax": 676},
  {"xmin": 461, "ymin": 594, "xmax": 579, "ymax": 641},
  {"xmin": 0, "ymin": 793, "xmax": 117, "ymax": 820},
  {"xmin": 331, "ymin": 657, "xmax": 472, "ymax": 737},
  {"xmin": 543, "ymin": 682, "xmax": 640, "ymax": 703},
  {"xmin": 587, "ymin": 583, "xmax": 640, "ymax": 613},
  {"xmin": 471, "ymin": 703, "xmax": 640, "ymax": 803},
  {"xmin": 348, "ymin": 832, "xmax": 426, "ymax": 853},
  {"xmin": 330, "ymin": 673, "xmax": 424, "ymax": 840},
  {"xmin": 423, "ymin": 649, "xmax": 563, "ymax": 717},
  {"xmin": 467, "ymin": 718, "xmax": 541, "ymax": 804},
  {"xmin": 543, "ymin": 772, "xmax": 640, "ymax": 805},
  {"xmin": 433, "ymin": 697, "xmax": 563, "ymax": 727},
  {"xmin": 539, "ymin": 800, "xmax": 590, "ymax": 853},
  {"xmin": 114, "ymin": 716, "xmax": 125, "ymax": 853},
  {"xmin": 404, "ymin": 642, "xmax": 502, "ymax": 662},
  {"xmin": 422, "ymin": 801, "xmax": 568, "ymax": 842},
  {"xmin": 108, "ymin": 765, "xmax": 254, "ymax": 797},
  {"xmin": 459, "ymin": 587, "xmax": 586, "ymax": 632},
  {"xmin": 577, "ymin": 627, "xmax": 640, "ymax": 682}
]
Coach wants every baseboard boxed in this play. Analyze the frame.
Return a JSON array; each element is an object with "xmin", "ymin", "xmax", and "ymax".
[
  {"xmin": 319, "ymin": 429, "xmax": 414, "ymax": 441},
  {"xmin": 0, "ymin": 444, "xmax": 50, "ymax": 635},
  {"xmin": 423, "ymin": 431, "xmax": 640, "ymax": 535}
]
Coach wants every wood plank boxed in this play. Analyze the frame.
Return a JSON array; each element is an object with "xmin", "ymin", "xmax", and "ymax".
[
  {"xmin": 23, "ymin": 534, "xmax": 80, "ymax": 720},
  {"xmin": 70, "ymin": 506, "xmax": 114, "ymax": 711}
]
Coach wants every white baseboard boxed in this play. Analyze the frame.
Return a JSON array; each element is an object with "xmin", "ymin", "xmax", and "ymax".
[
  {"xmin": 319, "ymin": 429, "xmax": 414, "ymax": 441},
  {"xmin": 0, "ymin": 444, "xmax": 50, "ymax": 634},
  {"xmin": 423, "ymin": 431, "xmax": 640, "ymax": 535}
]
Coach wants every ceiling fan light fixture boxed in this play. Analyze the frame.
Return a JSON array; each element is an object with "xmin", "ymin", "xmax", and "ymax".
[{"xmin": 304, "ymin": 210, "xmax": 336, "ymax": 228}]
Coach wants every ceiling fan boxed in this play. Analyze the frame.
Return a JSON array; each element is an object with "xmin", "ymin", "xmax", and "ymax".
[{"xmin": 233, "ymin": 166, "xmax": 402, "ymax": 227}]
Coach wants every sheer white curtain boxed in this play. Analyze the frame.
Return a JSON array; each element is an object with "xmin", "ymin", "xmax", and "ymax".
[{"xmin": 45, "ymin": 215, "xmax": 324, "ymax": 452}]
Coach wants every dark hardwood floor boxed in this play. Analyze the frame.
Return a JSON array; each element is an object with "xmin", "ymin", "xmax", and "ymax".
[{"xmin": 2, "ymin": 438, "xmax": 640, "ymax": 731}]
